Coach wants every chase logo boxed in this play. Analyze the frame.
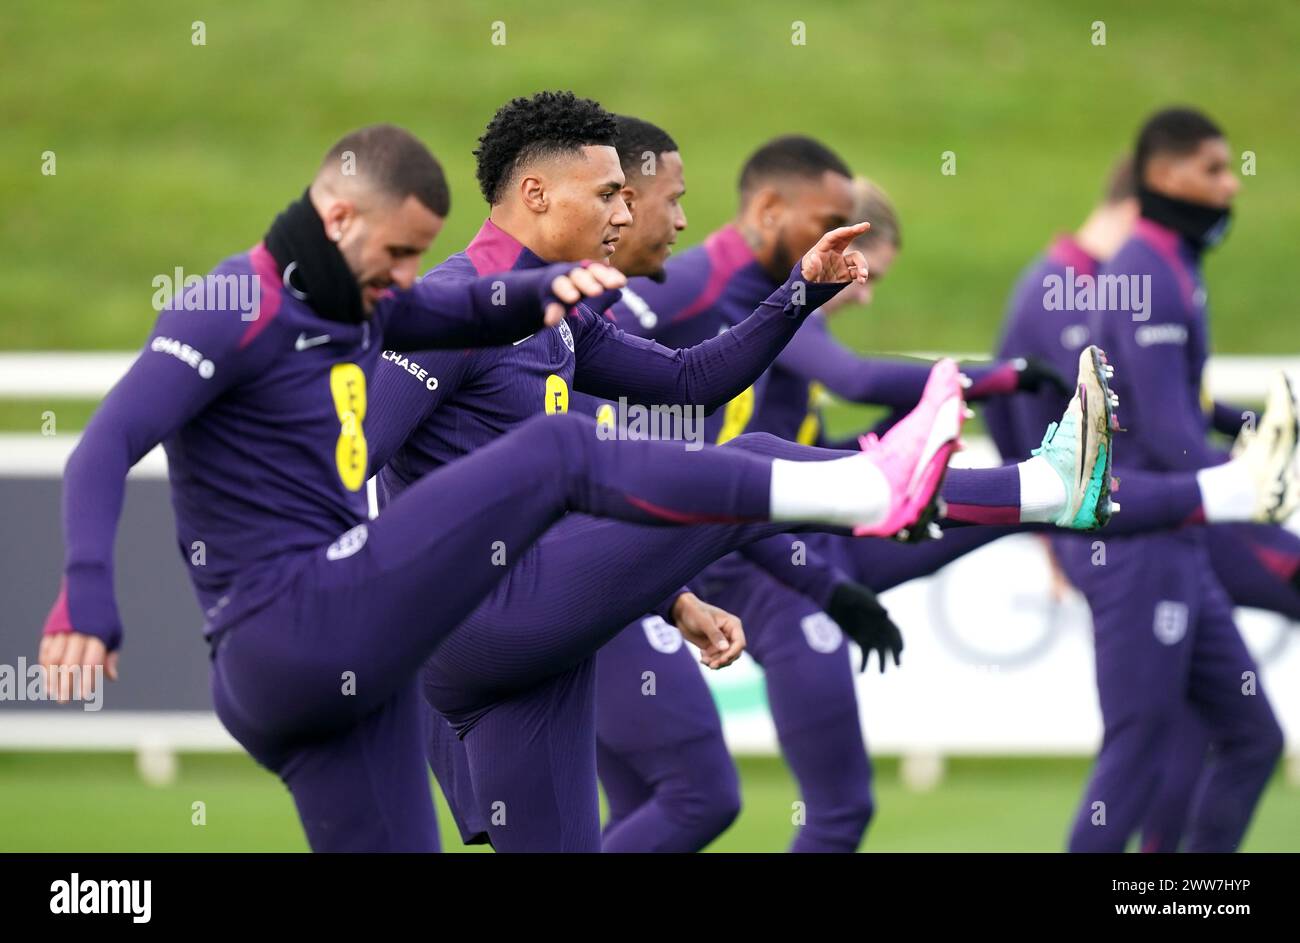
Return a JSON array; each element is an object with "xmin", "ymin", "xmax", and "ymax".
[
  {"xmin": 800, "ymin": 612, "xmax": 844, "ymax": 653},
  {"xmin": 1153, "ymin": 600, "xmax": 1189, "ymax": 646},
  {"xmin": 641, "ymin": 615, "xmax": 684, "ymax": 654},
  {"xmin": 1135, "ymin": 324, "xmax": 1189, "ymax": 347},
  {"xmin": 151, "ymin": 336, "xmax": 215, "ymax": 378},
  {"xmin": 620, "ymin": 286, "xmax": 658, "ymax": 330},
  {"xmin": 326, "ymin": 523, "xmax": 368, "ymax": 561}
]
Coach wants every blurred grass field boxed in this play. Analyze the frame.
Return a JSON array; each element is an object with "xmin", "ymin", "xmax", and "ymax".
[
  {"xmin": 2, "ymin": 0, "xmax": 1296, "ymax": 436},
  {"xmin": 3, "ymin": 0, "xmax": 1298, "ymax": 358},
  {"xmin": 2, "ymin": 752, "xmax": 1295, "ymax": 852}
]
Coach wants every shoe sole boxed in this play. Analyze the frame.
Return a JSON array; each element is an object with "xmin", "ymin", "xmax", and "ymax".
[
  {"xmin": 1268, "ymin": 372, "xmax": 1300, "ymax": 520},
  {"xmin": 1068, "ymin": 346, "xmax": 1117, "ymax": 530},
  {"xmin": 896, "ymin": 388, "xmax": 965, "ymax": 542}
]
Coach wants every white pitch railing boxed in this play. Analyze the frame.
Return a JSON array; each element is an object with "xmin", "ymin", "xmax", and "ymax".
[{"xmin": 2, "ymin": 351, "xmax": 1298, "ymax": 402}]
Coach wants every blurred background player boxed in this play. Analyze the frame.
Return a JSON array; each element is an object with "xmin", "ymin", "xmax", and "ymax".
[
  {"xmin": 588, "ymin": 140, "xmax": 1118, "ymax": 852},
  {"xmin": 590, "ymin": 121, "xmax": 911, "ymax": 852},
  {"xmin": 986, "ymin": 154, "xmax": 1300, "ymax": 852},
  {"xmin": 594, "ymin": 144, "xmax": 1300, "ymax": 852},
  {"xmin": 1066, "ymin": 106, "xmax": 1289, "ymax": 852}
]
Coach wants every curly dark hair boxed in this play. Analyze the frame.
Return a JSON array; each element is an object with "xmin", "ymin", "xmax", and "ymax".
[{"xmin": 474, "ymin": 91, "xmax": 617, "ymax": 204}]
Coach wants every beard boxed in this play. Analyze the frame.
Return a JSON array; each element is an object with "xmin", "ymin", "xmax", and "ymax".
[{"xmin": 769, "ymin": 227, "xmax": 799, "ymax": 282}]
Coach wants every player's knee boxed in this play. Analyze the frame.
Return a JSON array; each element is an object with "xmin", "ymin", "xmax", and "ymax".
[
  {"xmin": 663, "ymin": 753, "xmax": 741, "ymax": 837},
  {"xmin": 512, "ymin": 412, "xmax": 592, "ymax": 475},
  {"xmin": 719, "ymin": 431, "xmax": 784, "ymax": 455},
  {"xmin": 815, "ymin": 785, "xmax": 876, "ymax": 837},
  {"xmin": 519, "ymin": 410, "xmax": 585, "ymax": 446},
  {"xmin": 1240, "ymin": 709, "xmax": 1285, "ymax": 768},
  {"xmin": 851, "ymin": 790, "xmax": 877, "ymax": 832},
  {"xmin": 678, "ymin": 785, "xmax": 741, "ymax": 840}
]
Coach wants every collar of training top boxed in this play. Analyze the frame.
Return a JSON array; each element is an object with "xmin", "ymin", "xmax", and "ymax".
[{"xmin": 264, "ymin": 188, "xmax": 367, "ymax": 325}]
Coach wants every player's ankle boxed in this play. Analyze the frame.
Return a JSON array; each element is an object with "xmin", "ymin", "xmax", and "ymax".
[
  {"xmin": 1018, "ymin": 453, "xmax": 1067, "ymax": 523},
  {"xmin": 769, "ymin": 453, "xmax": 891, "ymax": 528},
  {"xmin": 1197, "ymin": 457, "xmax": 1259, "ymax": 523}
]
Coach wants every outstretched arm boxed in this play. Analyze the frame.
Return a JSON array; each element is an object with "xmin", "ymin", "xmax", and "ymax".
[
  {"xmin": 573, "ymin": 224, "xmax": 870, "ymax": 412},
  {"xmin": 775, "ymin": 316, "xmax": 1066, "ymax": 409},
  {"xmin": 738, "ymin": 533, "xmax": 853, "ymax": 609},
  {"xmin": 383, "ymin": 262, "xmax": 625, "ymax": 351},
  {"xmin": 1211, "ymin": 399, "xmax": 1249, "ymax": 439}
]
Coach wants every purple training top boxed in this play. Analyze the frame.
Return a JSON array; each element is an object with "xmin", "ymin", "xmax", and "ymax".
[
  {"xmin": 367, "ymin": 219, "xmax": 841, "ymax": 487},
  {"xmin": 51, "ymin": 240, "xmax": 592, "ymax": 650},
  {"xmin": 1089, "ymin": 217, "xmax": 1233, "ymax": 473}
]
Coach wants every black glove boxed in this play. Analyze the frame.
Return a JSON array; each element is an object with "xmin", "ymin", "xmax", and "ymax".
[
  {"xmin": 825, "ymin": 581, "xmax": 904, "ymax": 674},
  {"xmin": 1013, "ymin": 357, "xmax": 1071, "ymax": 397}
]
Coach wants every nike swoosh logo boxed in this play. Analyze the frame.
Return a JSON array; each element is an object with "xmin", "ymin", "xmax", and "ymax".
[
  {"xmin": 512, "ymin": 333, "xmax": 536, "ymax": 346},
  {"xmin": 295, "ymin": 332, "xmax": 331, "ymax": 351}
]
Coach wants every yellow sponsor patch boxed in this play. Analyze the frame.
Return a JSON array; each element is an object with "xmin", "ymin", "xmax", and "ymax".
[
  {"xmin": 545, "ymin": 373, "xmax": 570, "ymax": 415},
  {"xmin": 329, "ymin": 363, "xmax": 367, "ymax": 492}
]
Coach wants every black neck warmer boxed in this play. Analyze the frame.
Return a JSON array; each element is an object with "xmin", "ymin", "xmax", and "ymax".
[{"xmin": 1138, "ymin": 184, "xmax": 1232, "ymax": 252}]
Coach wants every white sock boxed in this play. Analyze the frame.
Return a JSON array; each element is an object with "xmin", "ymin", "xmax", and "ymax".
[
  {"xmin": 1197, "ymin": 458, "xmax": 1256, "ymax": 522},
  {"xmin": 769, "ymin": 454, "xmax": 891, "ymax": 528},
  {"xmin": 1018, "ymin": 454, "xmax": 1068, "ymax": 523}
]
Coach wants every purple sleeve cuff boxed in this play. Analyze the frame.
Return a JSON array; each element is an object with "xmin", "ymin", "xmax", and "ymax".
[
  {"xmin": 653, "ymin": 587, "xmax": 692, "ymax": 624},
  {"xmin": 964, "ymin": 361, "xmax": 1020, "ymax": 400}
]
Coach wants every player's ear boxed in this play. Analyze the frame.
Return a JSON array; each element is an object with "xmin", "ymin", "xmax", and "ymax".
[
  {"xmin": 751, "ymin": 186, "xmax": 784, "ymax": 233},
  {"xmin": 519, "ymin": 172, "xmax": 548, "ymax": 215},
  {"xmin": 319, "ymin": 198, "xmax": 355, "ymax": 242},
  {"xmin": 1142, "ymin": 154, "xmax": 1178, "ymax": 195}
]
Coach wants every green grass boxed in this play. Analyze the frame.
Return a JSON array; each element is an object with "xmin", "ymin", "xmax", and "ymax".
[
  {"xmin": 3, "ymin": 0, "xmax": 1298, "ymax": 357},
  {"xmin": 1, "ymin": 751, "xmax": 1296, "ymax": 852},
  {"xmin": 0, "ymin": 400, "xmax": 101, "ymax": 435}
]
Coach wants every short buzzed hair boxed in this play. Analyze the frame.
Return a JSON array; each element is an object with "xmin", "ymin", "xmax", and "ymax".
[
  {"xmin": 612, "ymin": 114, "xmax": 679, "ymax": 178},
  {"xmin": 1134, "ymin": 107, "xmax": 1224, "ymax": 182},
  {"xmin": 474, "ymin": 91, "xmax": 617, "ymax": 204},
  {"xmin": 849, "ymin": 177, "xmax": 901, "ymax": 250},
  {"xmin": 738, "ymin": 135, "xmax": 852, "ymax": 204},
  {"xmin": 319, "ymin": 124, "xmax": 450, "ymax": 216}
]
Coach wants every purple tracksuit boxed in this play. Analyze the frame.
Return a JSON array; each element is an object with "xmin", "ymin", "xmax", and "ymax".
[
  {"xmin": 51, "ymin": 239, "xmax": 820, "ymax": 853},
  {"xmin": 584, "ymin": 226, "xmax": 1037, "ymax": 852},
  {"xmin": 1059, "ymin": 218, "xmax": 1284, "ymax": 852},
  {"xmin": 587, "ymin": 220, "xmax": 1295, "ymax": 853},
  {"xmin": 366, "ymin": 219, "xmax": 857, "ymax": 851},
  {"xmin": 993, "ymin": 233, "xmax": 1298, "ymax": 852}
]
